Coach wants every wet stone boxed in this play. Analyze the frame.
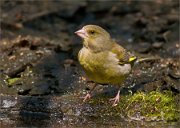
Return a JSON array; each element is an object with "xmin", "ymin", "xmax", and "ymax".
[
  {"xmin": 152, "ymin": 42, "xmax": 164, "ymax": 49},
  {"xmin": 135, "ymin": 42, "xmax": 152, "ymax": 53},
  {"xmin": 168, "ymin": 69, "xmax": 180, "ymax": 79}
]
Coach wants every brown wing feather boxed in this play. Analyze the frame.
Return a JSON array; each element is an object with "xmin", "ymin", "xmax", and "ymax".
[{"xmin": 111, "ymin": 42, "xmax": 136, "ymax": 65}]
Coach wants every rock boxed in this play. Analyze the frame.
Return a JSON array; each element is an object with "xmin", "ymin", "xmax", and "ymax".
[
  {"xmin": 168, "ymin": 69, "xmax": 180, "ymax": 79},
  {"xmin": 135, "ymin": 42, "xmax": 151, "ymax": 53},
  {"xmin": 152, "ymin": 42, "xmax": 163, "ymax": 49}
]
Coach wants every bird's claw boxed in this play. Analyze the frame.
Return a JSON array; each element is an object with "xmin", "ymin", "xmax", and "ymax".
[
  {"xmin": 83, "ymin": 93, "xmax": 91, "ymax": 102},
  {"xmin": 109, "ymin": 91, "xmax": 120, "ymax": 106}
]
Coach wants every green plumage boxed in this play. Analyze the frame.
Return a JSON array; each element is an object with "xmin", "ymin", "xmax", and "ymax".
[
  {"xmin": 77, "ymin": 25, "xmax": 136, "ymax": 86},
  {"xmin": 75, "ymin": 25, "xmax": 137, "ymax": 105}
]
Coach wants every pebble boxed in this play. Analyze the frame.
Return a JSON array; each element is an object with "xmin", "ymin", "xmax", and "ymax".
[{"xmin": 152, "ymin": 42, "xmax": 163, "ymax": 49}]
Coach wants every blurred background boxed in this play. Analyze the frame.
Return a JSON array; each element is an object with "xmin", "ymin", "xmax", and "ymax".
[{"xmin": 0, "ymin": 0, "xmax": 179, "ymax": 127}]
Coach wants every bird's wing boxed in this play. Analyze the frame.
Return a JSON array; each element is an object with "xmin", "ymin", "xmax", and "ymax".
[{"xmin": 111, "ymin": 43, "xmax": 137, "ymax": 65}]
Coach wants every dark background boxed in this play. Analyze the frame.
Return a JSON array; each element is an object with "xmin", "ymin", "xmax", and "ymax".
[{"xmin": 0, "ymin": 0, "xmax": 179, "ymax": 127}]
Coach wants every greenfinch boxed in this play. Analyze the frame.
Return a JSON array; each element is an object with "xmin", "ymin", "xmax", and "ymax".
[{"xmin": 75, "ymin": 25, "xmax": 136, "ymax": 106}]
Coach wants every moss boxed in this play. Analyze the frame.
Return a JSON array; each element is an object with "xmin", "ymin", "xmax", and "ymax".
[
  {"xmin": 7, "ymin": 77, "xmax": 20, "ymax": 86},
  {"xmin": 88, "ymin": 91, "xmax": 179, "ymax": 122}
]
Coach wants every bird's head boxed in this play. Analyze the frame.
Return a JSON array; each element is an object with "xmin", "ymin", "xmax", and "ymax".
[{"xmin": 75, "ymin": 25, "xmax": 113, "ymax": 52}]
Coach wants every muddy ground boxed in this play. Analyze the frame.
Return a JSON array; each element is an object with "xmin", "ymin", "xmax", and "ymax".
[{"xmin": 0, "ymin": 0, "xmax": 180, "ymax": 127}]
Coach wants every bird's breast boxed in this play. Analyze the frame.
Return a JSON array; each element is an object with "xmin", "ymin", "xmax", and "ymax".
[{"xmin": 78, "ymin": 47, "xmax": 131, "ymax": 85}]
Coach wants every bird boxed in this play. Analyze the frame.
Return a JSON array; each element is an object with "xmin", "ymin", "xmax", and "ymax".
[{"xmin": 75, "ymin": 25, "xmax": 137, "ymax": 106}]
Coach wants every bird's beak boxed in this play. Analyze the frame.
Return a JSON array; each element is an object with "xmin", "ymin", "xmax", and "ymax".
[{"xmin": 75, "ymin": 28, "xmax": 88, "ymax": 39}]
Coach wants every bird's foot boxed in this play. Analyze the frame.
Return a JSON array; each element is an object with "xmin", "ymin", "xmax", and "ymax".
[
  {"xmin": 109, "ymin": 90, "xmax": 120, "ymax": 106},
  {"xmin": 83, "ymin": 93, "xmax": 91, "ymax": 102}
]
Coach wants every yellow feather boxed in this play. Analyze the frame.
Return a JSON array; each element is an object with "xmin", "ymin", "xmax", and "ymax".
[{"xmin": 129, "ymin": 56, "xmax": 137, "ymax": 62}]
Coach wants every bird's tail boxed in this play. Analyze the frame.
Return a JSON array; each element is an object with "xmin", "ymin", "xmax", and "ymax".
[{"xmin": 135, "ymin": 57, "xmax": 160, "ymax": 64}]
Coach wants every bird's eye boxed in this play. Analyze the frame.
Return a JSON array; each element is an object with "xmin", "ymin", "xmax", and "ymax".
[{"xmin": 89, "ymin": 30, "xmax": 95, "ymax": 35}]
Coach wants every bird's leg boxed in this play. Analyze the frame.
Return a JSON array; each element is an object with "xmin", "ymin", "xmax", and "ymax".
[
  {"xmin": 109, "ymin": 90, "xmax": 120, "ymax": 106},
  {"xmin": 83, "ymin": 83, "xmax": 97, "ymax": 102}
]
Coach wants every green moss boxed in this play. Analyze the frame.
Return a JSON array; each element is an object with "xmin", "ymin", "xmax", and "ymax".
[
  {"xmin": 88, "ymin": 91, "xmax": 179, "ymax": 122},
  {"xmin": 7, "ymin": 77, "xmax": 20, "ymax": 86}
]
